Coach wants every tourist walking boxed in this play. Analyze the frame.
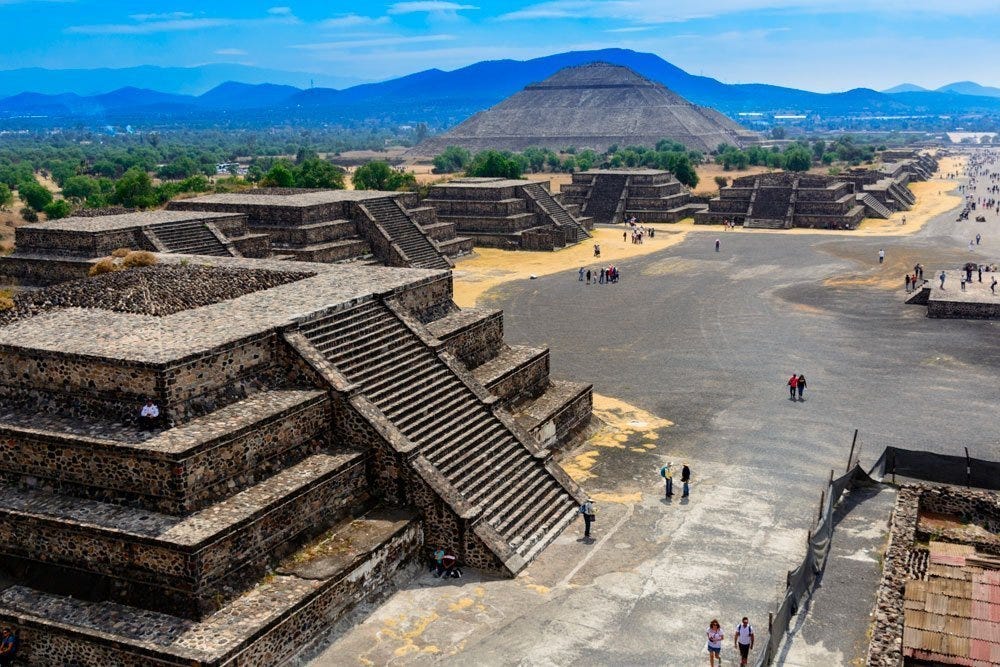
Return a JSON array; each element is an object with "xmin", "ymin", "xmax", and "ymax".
[
  {"xmin": 992, "ymin": 277, "xmax": 997, "ymax": 295},
  {"xmin": 586, "ymin": 269, "xmax": 591, "ymax": 284},
  {"xmin": 660, "ymin": 461, "xmax": 674, "ymax": 498},
  {"xmin": 579, "ymin": 499, "xmax": 595, "ymax": 538},
  {"xmin": 940, "ymin": 271, "xmax": 946, "ymax": 289},
  {"xmin": 579, "ymin": 267, "xmax": 585, "ymax": 281},
  {"xmin": 715, "ymin": 238, "xmax": 721, "ymax": 252},
  {"xmin": 797, "ymin": 374, "xmax": 806, "ymax": 400},
  {"xmin": 681, "ymin": 462, "xmax": 691, "ymax": 498},
  {"xmin": 969, "ymin": 240, "xmax": 974, "ymax": 252},
  {"xmin": 594, "ymin": 243, "xmax": 601, "ymax": 257},
  {"xmin": 976, "ymin": 233, "xmax": 982, "ymax": 245},
  {"xmin": 905, "ymin": 274, "xmax": 911, "ymax": 292},
  {"xmin": 878, "ymin": 248, "xmax": 885, "ymax": 264},
  {"xmin": 787, "ymin": 374, "xmax": 798, "ymax": 399},
  {"xmin": 734, "ymin": 618, "xmax": 755, "ymax": 667},
  {"xmin": 706, "ymin": 619, "xmax": 724, "ymax": 667}
]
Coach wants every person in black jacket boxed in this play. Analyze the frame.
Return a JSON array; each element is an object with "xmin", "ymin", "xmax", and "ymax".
[{"xmin": 681, "ymin": 463, "xmax": 691, "ymax": 498}]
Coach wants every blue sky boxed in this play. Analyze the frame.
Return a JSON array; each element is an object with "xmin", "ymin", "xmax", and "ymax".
[{"xmin": 3, "ymin": 0, "xmax": 1000, "ymax": 91}]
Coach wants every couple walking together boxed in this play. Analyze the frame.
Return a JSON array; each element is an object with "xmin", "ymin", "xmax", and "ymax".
[{"xmin": 787, "ymin": 374, "xmax": 806, "ymax": 400}]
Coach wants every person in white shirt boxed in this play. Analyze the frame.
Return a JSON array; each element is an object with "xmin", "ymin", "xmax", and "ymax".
[
  {"xmin": 734, "ymin": 617, "xmax": 755, "ymax": 666},
  {"xmin": 706, "ymin": 619, "xmax": 723, "ymax": 667},
  {"xmin": 139, "ymin": 399, "xmax": 160, "ymax": 431}
]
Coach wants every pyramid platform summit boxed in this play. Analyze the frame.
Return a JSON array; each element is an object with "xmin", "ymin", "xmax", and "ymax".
[{"xmin": 411, "ymin": 62, "xmax": 759, "ymax": 157}]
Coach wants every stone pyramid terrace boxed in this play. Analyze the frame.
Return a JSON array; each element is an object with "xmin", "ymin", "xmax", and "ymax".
[
  {"xmin": 0, "ymin": 256, "xmax": 592, "ymax": 665},
  {"xmin": 0, "ymin": 210, "xmax": 271, "ymax": 286},
  {"xmin": 168, "ymin": 188, "xmax": 472, "ymax": 269},
  {"xmin": 423, "ymin": 177, "xmax": 592, "ymax": 250},
  {"xmin": 560, "ymin": 168, "xmax": 707, "ymax": 224}
]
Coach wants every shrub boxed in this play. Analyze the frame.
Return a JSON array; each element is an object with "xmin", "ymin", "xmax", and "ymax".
[
  {"xmin": 111, "ymin": 248, "xmax": 131, "ymax": 258},
  {"xmin": 0, "ymin": 288, "xmax": 14, "ymax": 311},
  {"xmin": 19, "ymin": 207, "xmax": 38, "ymax": 223},
  {"xmin": 122, "ymin": 251, "xmax": 157, "ymax": 268},
  {"xmin": 43, "ymin": 199, "xmax": 73, "ymax": 219},
  {"xmin": 89, "ymin": 258, "xmax": 120, "ymax": 276}
]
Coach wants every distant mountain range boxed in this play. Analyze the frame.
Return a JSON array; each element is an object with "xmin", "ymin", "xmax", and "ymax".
[
  {"xmin": 883, "ymin": 81, "xmax": 1000, "ymax": 98},
  {"xmin": 3, "ymin": 49, "xmax": 1000, "ymax": 128}
]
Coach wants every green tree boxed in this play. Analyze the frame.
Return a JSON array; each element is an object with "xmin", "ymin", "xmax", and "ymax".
[
  {"xmin": 467, "ymin": 150, "xmax": 523, "ymax": 179},
  {"xmin": 560, "ymin": 156, "xmax": 577, "ymax": 173},
  {"xmin": 770, "ymin": 126, "xmax": 787, "ymax": 140},
  {"xmin": 0, "ymin": 183, "xmax": 12, "ymax": 210},
  {"xmin": 112, "ymin": 167, "xmax": 157, "ymax": 208},
  {"xmin": 432, "ymin": 146, "xmax": 471, "ymax": 173},
  {"xmin": 18, "ymin": 180, "xmax": 53, "ymax": 211},
  {"xmin": 714, "ymin": 176, "xmax": 729, "ymax": 190},
  {"xmin": 43, "ymin": 199, "xmax": 73, "ymax": 219},
  {"xmin": 261, "ymin": 161, "xmax": 295, "ymax": 187},
  {"xmin": 20, "ymin": 206, "xmax": 38, "ymax": 223},
  {"xmin": 295, "ymin": 146, "xmax": 319, "ymax": 164},
  {"xmin": 352, "ymin": 161, "xmax": 416, "ymax": 191},
  {"xmin": 783, "ymin": 146, "xmax": 813, "ymax": 172},
  {"xmin": 62, "ymin": 175, "xmax": 100, "ymax": 201},
  {"xmin": 294, "ymin": 158, "xmax": 345, "ymax": 189}
]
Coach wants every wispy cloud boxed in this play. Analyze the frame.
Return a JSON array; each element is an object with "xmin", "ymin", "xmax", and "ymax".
[
  {"xmin": 214, "ymin": 48, "xmax": 248, "ymax": 56},
  {"xmin": 499, "ymin": 0, "xmax": 1000, "ymax": 22},
  {"xmin": 387, "ymin": 1, "xmax": 477, "ymax": 15},
  {"xmin": 129, "ymin": 11, "xmax": 192, "ymax": 21},
  {"xmin": 293, "ymin": 34, "xmax": 457, "ymax": 50},
  {"xmin": 267, "ymin": 6, "xmax": 292, "ymax": 15},
  {"xmin": 67, "ymin": 10, "xmax": 298, "ymax": 35},
  {"xmin": 605, "ymin": 26, "xmax": 654, "ymax": 33},
  {"xmin": 320, "ymin": 14, "xmax": 392, "ymax": 29}
]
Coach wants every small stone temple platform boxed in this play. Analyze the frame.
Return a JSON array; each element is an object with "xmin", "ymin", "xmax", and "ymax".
[
  {"xmin": 0, "ymin": 255, "xmax": 592, "ymax": 665},
  {"xmin": 909, "ymin": 269, "xmax": 1000, "ymax": 319},
  {"xmin": 422, "ymin": 177, "xmax": 591, "ymax": 250},
  {"xmin": 560, "ymin": 168, "xmax": 706, "ymax": 224},
  {"xmin": 0, "ymin": 210, "xmax": 270, "ymax": 286},
  {"xmin": 169, "ymin": 188, "xmax": 471, "ymax": 269},
  {"xmin": 695, "ymin": 172, "xmax": 866, "ymax": 229}
]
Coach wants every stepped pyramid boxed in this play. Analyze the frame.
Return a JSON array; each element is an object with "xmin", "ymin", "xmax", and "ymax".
[{"xmin": 411, "ymin": 62, "xmax": 757, "ymax": 156}]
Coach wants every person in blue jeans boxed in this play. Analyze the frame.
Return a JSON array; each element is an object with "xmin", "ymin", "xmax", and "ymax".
[
  {"xmin": 681, "ymin": 463, "xmax": 691, "ymax": 498},
  {"xmin": 0, "ymin": 626, "xmax": 18, "ymax": 667},
  {"xmin": 660, "ymin": 462, "xmax": 674, "ymax": 498}
]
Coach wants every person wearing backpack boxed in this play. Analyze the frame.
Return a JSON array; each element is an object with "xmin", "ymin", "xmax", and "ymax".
[
  {"xmin": 660, "ymin": 461, "xmax": 674, "ymax": 498},
  {"xmin": 734, "ymin": 617, "xmax": 755, "ymax": 666},
  {"xmin": 580, "ymin": 499, "xmax": 595, "ymax": 538}
]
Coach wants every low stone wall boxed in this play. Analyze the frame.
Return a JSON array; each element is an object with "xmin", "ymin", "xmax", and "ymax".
[
  {"xmin": 527, "ymin": 383, "xmax": 594, "ymax": 452},
  {"xmin": 927, "ymin": 298, "xmax": 1000, "ymax": 319},
  {"xmin": 426, "ymin": 308, "xmax": 505, "ymax": 370},
  {"xmin": 480, "ymin": 349, "xmax": 550, "ymax": 408},
  {"xmin": 0, "ymin": 392, "xmax": 331, "ymax": 514},
  {"xmin": 391, "ymin": 273, "xmax": 455, "ymax": 324},
  {"xmin": 429, "ymin": 184, "xmax": 520, "ymax": 201},
  {"xmin": 0, "ymin": 452, "xmax": 369, "ymax": 619},
  {"xmin": 425, "ymin": 198, "xmax": 527, "ymax": 216},
  {"xmin": 443, "ymin": 214, "xmax": 538, "ymax": 234},
  {"xmin": 0, "ymin": 514, "xmax": 423, "ymax": 667},
  {"xmin": 521, "ymin": 228, "xmax": 559, "ymax": 251},
  {"xmin": 13, "ymin": 227, "xmax": 150, "ymax": 258},
  {"xmin": 230, "ymin": 233, "xmax": 270, "ymax": 258},
  {"xmin": 0, "ymin": 255, "xmax": 94, "ymax": 287}
]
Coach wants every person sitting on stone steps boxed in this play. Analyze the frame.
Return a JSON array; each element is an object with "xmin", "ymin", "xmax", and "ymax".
[
  {"xmin": 139, "ymin": 399, "xmax": 160, "ymax": 431},
  {"xmin": 0, "ymin": 626, "xmax": 19, "ymax": 667}
]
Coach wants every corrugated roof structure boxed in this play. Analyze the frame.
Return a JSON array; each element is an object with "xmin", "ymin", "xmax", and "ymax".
[
  {"xmin": 410, "ymin": 62, "xmax": 758, "ymax": 156},
  {"xmin": 903, "ymin": 541, "xmax": 1000, "ymax": 666}
]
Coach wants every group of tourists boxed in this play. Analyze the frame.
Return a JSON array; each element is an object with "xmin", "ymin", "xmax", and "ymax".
[
  {"xmin": 623, "ymin": 222, "xmax": 656, "ymax": 244},
  {"xmin": 579, "ymin": 265, "xmax": 621, "ymax": 284},
  {"xmin": 707, "ymin": 617, "xmax": 756, "ymax": 667}
]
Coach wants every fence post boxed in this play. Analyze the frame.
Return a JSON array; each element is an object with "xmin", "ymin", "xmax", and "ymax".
[
  {"xmin": 768, "ymin": 612, "xmax": 773, "ymax": 634},
  {"xmin": 818, "ymin": 489, "xmax": 825, "ymax": 522},
  {"xmin": 965, "ymin": 447, "xmax": 971, "ymax": 488},
  {"xmin": 847, "ymin": 428, "xmax": 858, "ymax": 472}
]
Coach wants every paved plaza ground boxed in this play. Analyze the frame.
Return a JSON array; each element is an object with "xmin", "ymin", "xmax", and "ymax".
[{"xmin": 306, "ymin": 163, "xmax": 999, "ymax": 667}]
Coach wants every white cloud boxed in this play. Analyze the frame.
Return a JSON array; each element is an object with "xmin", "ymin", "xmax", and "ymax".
[
  {"xmin": 130, "ymin": 12, "xmax": 193, "ymax": 21},
  {"xmin": 267, "ymin": 6, "xmax": 292, "ymax": 15},
  {"xmin": 293, "ymin": 34, "xmax": 457, "ymax": 50},
  {"xmin": 214, "ymin": 48, "xmax": 248, "ymax": 56},
  {"xmin": 387, "ymin": 2, "xmax": 477, "ymax": 15},
  {"xmin": 499, "ymin": 0, "xmax": 1000, "ymax": 22},
  {"xmin": 605, "ymin": 26, "xmax": 654, "ymax": 33},
  {"xmin": 320, "ymin": 14, "xmax": 392, "ymax": 28},
  {"xmin": 67, "ymin": 9, "xmax": 297, "ymax": 35}
]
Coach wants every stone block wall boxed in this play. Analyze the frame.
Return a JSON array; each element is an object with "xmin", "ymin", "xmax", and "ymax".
[
  {"xmin": 428, "ymin": 309, "xmax": 505, "ymax": 369},
  {"xmin": 928, "ymin": 297, "xmax": 1000, "ymax": 319},
  {"xmin": 0, "ymin": 256, "xmax": 95, "ymax": 287}
]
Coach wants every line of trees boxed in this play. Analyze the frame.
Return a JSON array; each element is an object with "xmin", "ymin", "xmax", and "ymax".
[{"xmin": 715, "ymin": 136, "xmax": 881, "ymax": 172}]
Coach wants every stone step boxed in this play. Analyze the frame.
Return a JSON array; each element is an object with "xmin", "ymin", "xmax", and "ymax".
[
  {"xmin": 280, "ymin": 239, "xmax": 371, "ymax": 264},
  {"xmin": 0, "ymin": 451, "xmax": 368, "ymax": 619},
  {"xmin": 305, "ymin": 316, "xmax": 400, "ymax": 354},
  {"xmin": 517, "ymin": 501, "xmax": 579, "ymax": 560},
  {"xmin": 369, "ymin": 362, "xmax": 451, "ymax": 405},
  {"xmin": 432, "ymin": 420, "xmax": 509, "ymax": 473},
  {"xmin": 500, "ymin": 482, "xmax": 564, "ymax": 537},
  {"xmin": 514, "ymin": 379, "xmax": 594, "ymax": 452},
  {"xmin": 462, "ymin": 451, "xmax": 533, "ymax": 506},
  {"xmin": 0, "ymin": 389, "xmax": 330, "ymax": 514},
  {"xmin": 425, "ymin": 307, "xmax": 505, "ymax": 370},
  {"xmin": 0, "ymin": 507, "xmax": 420, "ymax": 667},
  {"xmin": 471, "ymin": 345, "xmax": 550, "ymax": 408},
  {"xmin": 448, "ymin": 437, "xmax": 521, "ymax": 490}
]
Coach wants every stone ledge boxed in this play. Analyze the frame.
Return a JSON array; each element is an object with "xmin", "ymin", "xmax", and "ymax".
[
  {"xmin": 0, "ymin": 508, "xmax": 422, "ymax": 667},
  {"xmin": 0, "ymin": 389, "xmax": 330, "ymax": 513},
  {"xmin": 0, "ymin": 451, "xmax": 368, "ymax": 617},
  {"xmin": 472, "ymin": 344, "xmax": 550, "ymax": 407}
]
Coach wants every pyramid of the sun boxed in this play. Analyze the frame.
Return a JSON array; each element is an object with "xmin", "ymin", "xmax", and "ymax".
[{"xmin": 411, "ymin": 62, "xmax": 757, "ymax": 156}]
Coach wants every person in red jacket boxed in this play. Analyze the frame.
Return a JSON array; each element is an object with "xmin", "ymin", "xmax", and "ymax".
[{"xmin": 787, "ymin": 374, "xmax": 798, "ymax": 400}]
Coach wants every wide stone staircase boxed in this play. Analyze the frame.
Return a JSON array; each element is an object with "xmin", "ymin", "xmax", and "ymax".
[
  {"xmin": 859, "ymin": 192, "xmax": 893, "ymax": 219},
  {"xmin": 522, "ymin": 182, "xmax": 590, "ymax": 243},
  {"xmin": 298, "ymin": 300, "xmax": 580, "ymax": 565},
  {"xmin": 361, "ymin": 198, "xmax": 451, "ymax": 270},
  {"xmin": 147, "ymin": 220, "xmax": 235, "ymax": 256},
  {"xmin": 583, "ymin": 174, "xmax": 629, "ymax": 224}
]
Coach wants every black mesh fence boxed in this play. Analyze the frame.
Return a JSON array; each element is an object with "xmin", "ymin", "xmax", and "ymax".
[
  {"xmin": 869, "ymin": 446, "xmax": 1000, "ymax": 490},
  {"xmin": 752, "ymin": 442, "xmax": 1000, "ymax": 666},
  {"xmin": 752, "ymin": 463, "xmax": 872, "ymax": 667}
]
